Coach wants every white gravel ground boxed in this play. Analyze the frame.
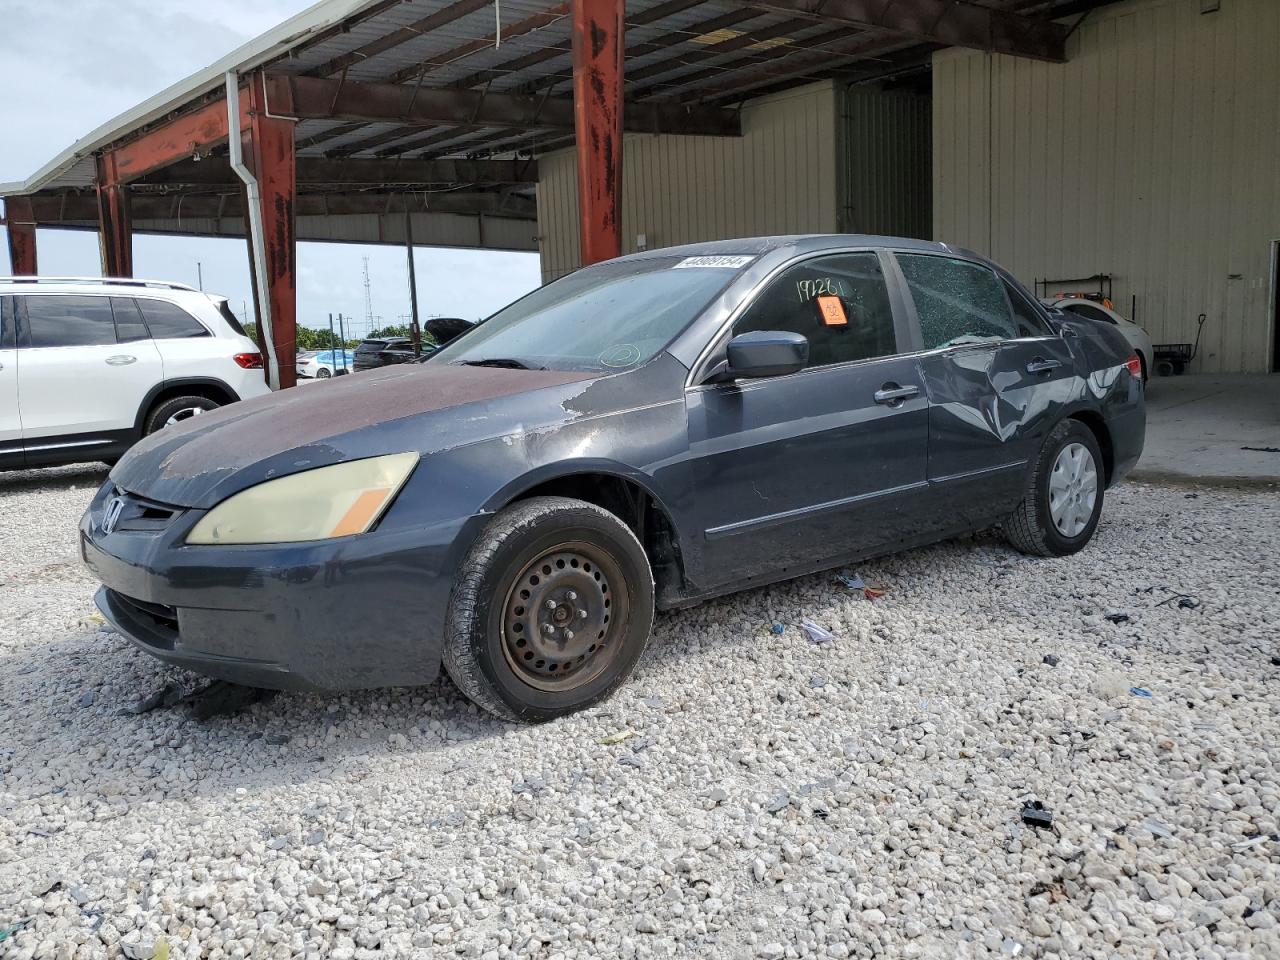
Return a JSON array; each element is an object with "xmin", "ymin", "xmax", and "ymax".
[{"xmin": 2, "ymin": 464, "xmax": 1278, "ymax": 960}]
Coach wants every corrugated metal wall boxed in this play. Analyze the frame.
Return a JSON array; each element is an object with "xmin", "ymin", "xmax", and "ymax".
[
  {"xmin": 933, "ymin": 0, "xmax": 1280, "ymax": 373},
  {"xmin": 536, "ymin": 82, "xmax": 840, "ymax": 283},
  {"xmin": 838, "ymin": 85, "xmax": 932, "ymax": 239}
]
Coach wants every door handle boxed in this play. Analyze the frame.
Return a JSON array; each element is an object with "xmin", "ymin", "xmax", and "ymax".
[
  {"xmin": 105, "ymin": 355, "xmax": 137, "ymax": 366},
  {"xmin": 1026, "ymin": 358, "xmax": 1062, "ymax": 374},
  {"xmin": 874, "ymin": 383, "xmax": 920, "ymax": 406}
]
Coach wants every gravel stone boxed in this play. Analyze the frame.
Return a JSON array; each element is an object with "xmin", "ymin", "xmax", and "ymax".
[{"xmin": 3, "ymin": 466, "xmax": 1279, "ymax": 959}]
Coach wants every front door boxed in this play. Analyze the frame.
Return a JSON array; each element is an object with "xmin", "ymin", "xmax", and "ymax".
[
  {"xmin": 685, "ymin": 251, "xmax": 930, "ymax": 590},
  {"xmin": 894, "ymin": 253, "xmax": 1079, "ymax": 527},
  {"xmin": 17, "ymin": 294, "xmax": 164, "ymax": 444},
  {"xmin": 0, "ymin": 297, "xmax": 21, "ymax": 468}
]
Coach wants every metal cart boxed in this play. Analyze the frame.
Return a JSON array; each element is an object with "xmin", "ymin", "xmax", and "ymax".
[{"xmin": 1153, "ymin": 313, "xmax": 1207, "ymax": 376}]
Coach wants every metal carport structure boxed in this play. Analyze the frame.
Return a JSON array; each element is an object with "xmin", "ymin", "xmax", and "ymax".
[{"xmin": 1, "ymin": 0, "xmax": 1082, "ymax": 388}]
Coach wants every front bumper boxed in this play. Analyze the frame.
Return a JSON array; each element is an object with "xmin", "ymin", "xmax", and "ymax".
[{"xmin": 80, "ymin": 482, "xmax": 469, "ymax": 692}]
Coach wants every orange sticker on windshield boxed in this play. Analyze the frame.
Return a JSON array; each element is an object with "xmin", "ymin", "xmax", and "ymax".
[{"xmin": 817, "ymin": 295, "xmax": 847, "ymax": 326}]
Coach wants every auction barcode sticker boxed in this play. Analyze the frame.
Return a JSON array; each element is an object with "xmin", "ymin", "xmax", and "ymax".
[{"xmin": 672, "ymin": 255, "xmax": 756, "ymax": 269}]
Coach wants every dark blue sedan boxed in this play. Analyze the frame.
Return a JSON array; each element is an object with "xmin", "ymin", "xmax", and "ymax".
[{"xmin": 81, "ymin": 236, "xmax": 1145, "ymax": 721}]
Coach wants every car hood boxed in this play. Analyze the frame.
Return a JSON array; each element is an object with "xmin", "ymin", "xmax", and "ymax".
[{"xmin": 111, "ymin": 363, "xmax": 594, "ymax": 508}]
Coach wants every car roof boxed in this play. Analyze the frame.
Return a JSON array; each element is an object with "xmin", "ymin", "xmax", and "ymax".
[
  {"xmin": 610, "ymin": 234, "xmax": 967, "ymax": 265},
  {"xmin": 0, "ymin": 276, "xmax": 210, "ymax": 298}
]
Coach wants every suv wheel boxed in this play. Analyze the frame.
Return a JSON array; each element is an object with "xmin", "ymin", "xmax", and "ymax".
[
  {"xmin": 443, "ymin": 496, "xmax": 655, "ymax": 722},
  {"xmin": 1003, "ymin": 419, "xmax": 1105, "ymax": 557},
  {"xmin": 144, "ymin": 395, "xmax": 221, "ymax": 435}
]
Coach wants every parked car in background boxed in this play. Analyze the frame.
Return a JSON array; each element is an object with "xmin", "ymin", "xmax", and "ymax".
[
  {"xmin": 83, "ymin": 237, "xmax": 1144, "ymax": 723},
  {"xmin": 354, "ymin": 319, "xmax": 476, "ymax": 371},
  {"xmin": 1043, "ymin": 297, "xmax": 1153, "ymax": 380},
  {"xmin": 296, "ymin": 348, "xmax": 354, "ymax": 379},
  {"xmin": 1, "ymin": 277, "xmax": 268, "ymax": 471},
  {"xmin": 353, "ymin": 336, "xmax": 412, "ymax": 372}
]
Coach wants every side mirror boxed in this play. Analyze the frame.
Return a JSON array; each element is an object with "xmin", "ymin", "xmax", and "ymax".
[{"xmin": 723, "ymin": 330, "xmax": 809, "ymax": 380}]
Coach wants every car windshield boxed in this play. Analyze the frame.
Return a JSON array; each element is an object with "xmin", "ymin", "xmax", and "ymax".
[{"xmin": 430, "ymin": 254, "xmax": 751, "ymax": 373}]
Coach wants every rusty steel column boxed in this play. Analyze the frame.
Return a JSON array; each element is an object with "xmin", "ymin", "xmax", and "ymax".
[
  {"xmin": 247, "ymin": 70, "xmax": 298, "ymax": 389},
  {"xmin": 95, "ymin": 153, "xmax": 134, "ymax": 278},
  {"xmin": 4, "ymin": 197, "xmax": 38, "ymax": 275},
  {"xmin": 571, "ymin": 0, "xmax": 624, "ymax": 266}
]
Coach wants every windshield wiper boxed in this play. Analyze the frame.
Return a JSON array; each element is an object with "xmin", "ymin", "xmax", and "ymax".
[{"xmin": 457, "ymin": 358, "xmax": 544, "ymax": 370}]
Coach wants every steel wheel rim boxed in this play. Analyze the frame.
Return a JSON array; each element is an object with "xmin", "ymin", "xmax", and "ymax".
[
  {"xmin": 501, "ymin": 541, "xmax": 627, "ymax": 692},
  {"xmin": 1048, "ymin": 442, "xmax": 1098, "ymax": 537},
  {"xmin": 165, "ymin": 406, "xmax": 207, "ymax": 427}
]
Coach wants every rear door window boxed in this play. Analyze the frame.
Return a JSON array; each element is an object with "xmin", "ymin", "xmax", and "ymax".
[
  {"xmin": 111, "ymin": 297, "xmax": 151, "ymax": 343},
  {"xmin": 136, "ymin": 299, "xmax": 210, "ymax": 339},
  {"xmin": 1005, "ymin": 282, "xmax": 1055, "ymax": 338},
  {"xmin": 733, "ymin": 252, "xmax": 899, "ymax": 369},
  {"xmin": 23, "ymin": 295, "xmax": 118, "ymax": 348},
  {"xmin": 0, "ymin": 297, "xmax": 14, "ymax": 350},
  {"xmin": 896, "ymin": 254, "xmax": 1018, "ymax": 349}
]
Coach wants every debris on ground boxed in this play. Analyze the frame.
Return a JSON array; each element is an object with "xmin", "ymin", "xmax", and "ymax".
[
  {"xmin": 1020, "ymin": 800, "xmax": 1054, "ymax": 830},
  {"xmin": 769, "ymin": 623, "xmax": 785, "ymax": 635},
  {"xmin": 1141, "ymin": 819, "xmax": 1174, "ymax": 839},
  {"xmin": 1042, "ymin": 654, "xmax": 1061, "ymax": 667},
  {"xmin": 1104, "ymin": 612, "xmax": 1131, "ymax": 624},
  {"xmin": 836, "ymin": 572, "xmax": 886, "ymax": 599},
  {"xmin": 120, "ymin": 680, "xmax": 274, "ymax": 720},
  {"xmin": 799, "ymin": 619, "xmax": 838, "ymax": 644},
  {"xmin": 598, "ymin": 730, "xmax": 636, "ymax": 746},
  {"xmin": 1130, "ymin": 687, "xmax": 1153, "ymax": 698},
  {"xmin": 186, "ymin": 681, "xmax": 276, "ymax": 721},
  {"xmin": 0, "ymin": 919, "xmax": 33, "ymax": 944},
  {"xmin": 121, "ymin": 682, "xmax": 185, "ymax": 715}
]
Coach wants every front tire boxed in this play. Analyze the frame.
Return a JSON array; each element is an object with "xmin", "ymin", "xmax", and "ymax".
[
  {"xmin": 443, "ymin": 496, "xmax": 655, "ymax": 722},
  {"xmin": 1003, "ymin": 419, "xmax": 1104, "ymax": 557},
  {"xmin": 144, "ymin": 395, "xmax": 221, "ymax": 435}
]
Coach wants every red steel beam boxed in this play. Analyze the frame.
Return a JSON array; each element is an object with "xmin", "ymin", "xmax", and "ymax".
[
  {"xmin": 247, "ymin": 71, "xmax": 298, "ymax": 389},
  {"xmin": 4, "ymin": 197, "xmax": 38, "ymax": 275},
  {"xmin": 95, "ymin": 153, "xmax": 134, "ymax": 278},
  {"xmin": 108, "ymin": 94, "xmax": 252, "ymax": 183},
  {"xmin": 572, "ymin": 0, "xmax": 624, "ymax": 266}
]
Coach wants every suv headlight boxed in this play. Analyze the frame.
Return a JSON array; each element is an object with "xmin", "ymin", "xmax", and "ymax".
[{"xmin": 186, "ymin": 453, "xmax": 419, "ymax": 545}]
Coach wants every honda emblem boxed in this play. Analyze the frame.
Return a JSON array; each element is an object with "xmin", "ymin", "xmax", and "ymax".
[{"xmin": 102, "ymin": 496, "xmax": 126, "ymax": 535}]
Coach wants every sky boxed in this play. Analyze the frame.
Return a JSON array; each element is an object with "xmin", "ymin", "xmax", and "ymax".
[{"xmin": 0, "ymin": 0, "xmax": 543, "ymax": 335}]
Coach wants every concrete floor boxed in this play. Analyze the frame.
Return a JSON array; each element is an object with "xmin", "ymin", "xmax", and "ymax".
[{"xmin": 1131, "ymin": 374, "xmax": 1280, "ymax": 486}]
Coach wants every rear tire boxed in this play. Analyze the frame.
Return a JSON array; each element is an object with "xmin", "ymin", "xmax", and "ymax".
[
  {"xmin": 144, "ymin": 395, "xmax": 221, "ymax": 436},
  {"xmin": 443, "ymin": 496, "xmax": 655, "ymax": 722},
  {"xmin": 316, "ymin": 368, "xmax": 332, "ymax": 379},
  {"xmin": 1003, "ymin": 419, "xmax": 1104, "ymax": 557}
]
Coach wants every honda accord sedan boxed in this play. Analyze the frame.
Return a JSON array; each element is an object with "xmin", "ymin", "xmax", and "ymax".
[{"xmin": 81, "ymin": 236, "xmax": 1145, "ymax": 722}]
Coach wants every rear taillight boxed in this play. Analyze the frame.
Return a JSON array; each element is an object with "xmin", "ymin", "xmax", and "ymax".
[
  {"xmin": 1125, "ymin": 353, "xmax": 1143, "ymax": 380},
  {"xmin": 234, "ymin": 352, "xmax": 263, "ymax": 369}
]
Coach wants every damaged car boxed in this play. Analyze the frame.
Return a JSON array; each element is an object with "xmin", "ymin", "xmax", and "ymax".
[{"xmin": 81, "ymin": 236, "xmax": 1145, "ymax": 722}]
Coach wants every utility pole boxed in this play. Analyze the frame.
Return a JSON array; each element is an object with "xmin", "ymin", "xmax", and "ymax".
[
  {"xmin": 404, "ymin": 209, "xmax": 422, "ymax": 357},
  {"xmin": 362, "ymin": 257, "xmax": 374, "ymax": 331}
]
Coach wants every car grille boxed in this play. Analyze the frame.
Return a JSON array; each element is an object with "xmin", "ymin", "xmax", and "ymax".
[{"xmin": 105, "ymin": 488, "xmax": 183, "ymax": 534}]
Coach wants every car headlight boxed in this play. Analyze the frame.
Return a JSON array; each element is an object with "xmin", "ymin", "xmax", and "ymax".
[{"xmin": 186, "ymin": 453, "xmax": 419, "ymax": 545}]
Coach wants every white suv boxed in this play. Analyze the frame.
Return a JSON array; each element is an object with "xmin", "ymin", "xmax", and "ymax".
[{"xmin": 0, "ymin": 277, "xmax": 271, "ymax": 471}]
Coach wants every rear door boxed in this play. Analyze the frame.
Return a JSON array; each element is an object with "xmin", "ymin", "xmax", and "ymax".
[
  {"xmin": 893, "ymin": 253, "xmax": 1077, "ymax": 524},
  {"xmin": 135, "ymin": 296, "xmax": 214, "ymax": 380},
  {"xmin": 0, "ymin": 297, "xmax": 21, "ymax": 468},
  {"xmin": 685, "ymin": 250, "xmax": 931, "ymax": 588},
  {"xmin": 16, "ymin": 294, "xmax": 163, "ymax": 442}
]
